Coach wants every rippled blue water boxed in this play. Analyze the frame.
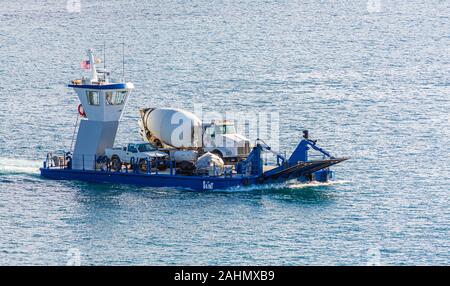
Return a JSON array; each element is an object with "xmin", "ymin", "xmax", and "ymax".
[{"xmin": 0, "ymin": 0, "xmax": 449, "ymax": 265}]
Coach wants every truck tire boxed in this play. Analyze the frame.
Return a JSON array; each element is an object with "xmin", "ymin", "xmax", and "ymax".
[
  {"xmin": 138, "ymin": 158, "xmax": 148, "ymax": 173},
  {"xmin": 110, "ymin": 155, "xmax": 121, "ymax": 172},
  {"xmin": 157, "ymin": 161, "xmax": 167, "ymax": 171}
]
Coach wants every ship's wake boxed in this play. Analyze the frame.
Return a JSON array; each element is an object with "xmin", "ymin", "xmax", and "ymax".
[
  {"xmin": 218, "ymin": 179, "xmax": 350, "ymax": 193},
  {"xmin": 0, "ymin": 157, "xmax": 41, "ymax": 174},
  {"xmin": 284, "ymin": 179, "xmax": 350, "ymax": 189}
]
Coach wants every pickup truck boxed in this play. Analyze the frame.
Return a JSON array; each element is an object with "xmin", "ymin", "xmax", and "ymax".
[{"xmin": 104, "ymin": 142, "xmax": 167, "ymax": 171}]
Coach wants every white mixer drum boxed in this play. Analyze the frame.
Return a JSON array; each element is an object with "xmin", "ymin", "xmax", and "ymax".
[{"xmin": 143, "ymin": 108, "xmax": 202, "ymax": 148}]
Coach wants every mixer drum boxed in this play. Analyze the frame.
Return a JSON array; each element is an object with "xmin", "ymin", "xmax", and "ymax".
[{"xmin": 142, "ymin": 108, "xmax": 203, "ymax": 148}]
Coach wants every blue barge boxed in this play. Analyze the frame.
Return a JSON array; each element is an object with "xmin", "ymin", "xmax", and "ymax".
[
  {"xmin": 40, "ymin": 49, "xmax": 347, "ymax": 191},
  {"xmin": 41, "ymin": 137, "xmax": 347, "ymax": 191}
]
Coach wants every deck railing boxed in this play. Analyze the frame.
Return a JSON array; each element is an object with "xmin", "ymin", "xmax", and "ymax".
[
  {"xmin": 44, "ymin": 152, "xmax": 185, "ymax": 176},
  {"xmin": 43, "ymin": 151, "xmax": 237, "ymax": 178}
]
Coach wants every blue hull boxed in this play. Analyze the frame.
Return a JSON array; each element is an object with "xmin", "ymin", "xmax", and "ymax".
[{"xmin": 40, "ymin": 168, "xmax": 259, "ymax": 191}]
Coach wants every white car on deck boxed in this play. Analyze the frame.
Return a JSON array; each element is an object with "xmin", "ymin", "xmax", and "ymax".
[{"xmin": 105, "ymin": 142, "xmax": 167, "ymax": 171}]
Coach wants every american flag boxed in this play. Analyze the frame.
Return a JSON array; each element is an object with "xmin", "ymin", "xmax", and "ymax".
[{"xmin": 80, "ymin": 60, "xmax": 90, "ymax": 70}]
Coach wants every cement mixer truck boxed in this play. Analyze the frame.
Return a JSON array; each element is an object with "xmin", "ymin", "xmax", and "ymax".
[{"xmin": 138, "ymin": 108, "xmax": 251, "ymax": 162}]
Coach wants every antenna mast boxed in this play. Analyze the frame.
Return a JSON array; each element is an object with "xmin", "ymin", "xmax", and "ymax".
[
  {"xmin": 122, "ymin": 38, "xmax": 125, "ymax": 81},
  {"xmin": 103, "ymin": 42, "xmax": 106, "ymax": 70}
]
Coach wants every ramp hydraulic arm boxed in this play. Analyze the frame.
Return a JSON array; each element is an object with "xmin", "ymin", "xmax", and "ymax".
[{"xmin": 288, "ymin": 130, "xmax": 334, "ymax": 164}]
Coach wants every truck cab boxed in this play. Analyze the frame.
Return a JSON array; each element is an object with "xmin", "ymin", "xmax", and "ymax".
[{"xmin": 202, "ymin": 120, "xmax": 250, "ymax": 161}]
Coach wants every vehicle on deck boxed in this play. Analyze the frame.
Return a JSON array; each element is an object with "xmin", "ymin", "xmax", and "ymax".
[
  {"xmin": 138, "ymin": 108, "xmax": 251, "ymax": 163},
  {"xmin": 104, "ymin": 142, "xmax": 167, "ymax": 171},
  {"xmin": 202, "ymin": 120, "xmax": 250, "ymax": 162}
]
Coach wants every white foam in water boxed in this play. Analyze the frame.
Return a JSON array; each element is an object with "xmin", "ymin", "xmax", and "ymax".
[
  {"xmin": 219, "ymin": 179, "xmax": 350, "ymax": 193},
  {"xmin": 285, "ymin": 179, "xmax": 350, "ymax": 189},
  {"xmin": 0, "ymin": 157, "xmax": 41, "ymax": 174}
]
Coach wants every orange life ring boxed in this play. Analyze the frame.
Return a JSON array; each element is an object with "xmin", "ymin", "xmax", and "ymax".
[{"xmin": 77, "ymin": 104, "xmax": 86, "ymax": 117}]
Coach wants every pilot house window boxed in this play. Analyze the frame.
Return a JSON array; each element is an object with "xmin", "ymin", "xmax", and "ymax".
[
  {"xmin": 106, "ymin": 91, "xmax": 127, "ymax": 105},
  {"xmin": 86, "ymin": 91, "xmax": 100, "ymax": 105}
]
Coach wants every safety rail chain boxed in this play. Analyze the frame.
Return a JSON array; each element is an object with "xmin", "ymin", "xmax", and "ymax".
[{"xmin": 43, "ymin": 152, "xmax": 235, "ymax": 178}]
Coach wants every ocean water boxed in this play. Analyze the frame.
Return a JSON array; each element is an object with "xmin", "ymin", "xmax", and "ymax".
[{"xmin": 0, "ymin": 0, "xmax": 449, "ymax": 265}]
